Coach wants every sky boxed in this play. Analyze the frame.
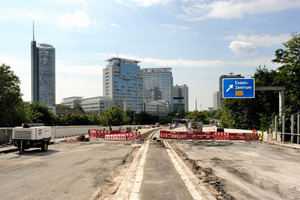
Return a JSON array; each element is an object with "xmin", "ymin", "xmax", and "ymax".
[{"xmin": 0, "ymin": 0, "xmax": 300, "ymax": 111}]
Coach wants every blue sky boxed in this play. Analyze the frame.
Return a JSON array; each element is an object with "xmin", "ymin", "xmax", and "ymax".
[{"xmin": 1, "ymin": 0, "xmax": 299, "ymax": 111}]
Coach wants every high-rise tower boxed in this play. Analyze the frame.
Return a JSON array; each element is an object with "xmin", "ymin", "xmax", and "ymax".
[
  {"xmin": 103, "ymin": 57, "xmax": 143, "ymax": 112},
  {"xmin": 143, "ymin": 68, "xmax": 173, "ymax": 113},
  {"xmin": 31, "ymin": 22, "xmax": 56, "ymax": 106}
]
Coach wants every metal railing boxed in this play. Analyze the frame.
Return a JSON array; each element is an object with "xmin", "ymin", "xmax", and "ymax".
[{"xmin": 274, "ymin": 114, "xmax": 300, "ymax": 144}]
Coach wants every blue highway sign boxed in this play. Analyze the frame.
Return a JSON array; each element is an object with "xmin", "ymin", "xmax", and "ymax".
[{"xmin": 223, "ymin": 78, "xmax": 255, "ymax": 98}]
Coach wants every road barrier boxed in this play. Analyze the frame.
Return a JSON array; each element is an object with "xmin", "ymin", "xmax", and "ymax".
[
  {"xmin": 160, "ymin": 130, "xmax": 257, "ymax": 141},
  {"xmin": 88, "ymin": 129, "xmax": 141, "ymax": 141}
]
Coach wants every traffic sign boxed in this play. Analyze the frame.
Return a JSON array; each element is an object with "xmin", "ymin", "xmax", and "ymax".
[{"xmin": 223, "ymin": 78, "xmax": 255, "ymax": 98}]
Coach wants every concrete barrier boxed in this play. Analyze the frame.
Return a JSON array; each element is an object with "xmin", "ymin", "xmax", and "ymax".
[{"xmin": 0, "ymin": 128, "xmax": 13, "ymax": 144}]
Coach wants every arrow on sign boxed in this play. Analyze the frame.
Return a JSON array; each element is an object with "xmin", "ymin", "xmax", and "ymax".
[{"xmin": 226, "ymin": 85, "xmax": 233, "ymax": 92}]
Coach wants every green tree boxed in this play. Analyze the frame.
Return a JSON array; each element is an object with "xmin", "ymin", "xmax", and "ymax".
[
  {"xmin": 177, "ymin": 106, "xmax": 185, "ymax": 118},
  {"xmin": 136, "ymin": 111, "xmax": 159, "ymax": 125},
  {"xmin": 123, "ymin": 109, "xmax": 135, "ymax": 124},
  {"xmin": 26, "ymin": 102, "xmax": 57, "ymax": 125},
  {"xmin": 59, "ymin": 105, "xmax": 71, "ymax": 108},
  {"xmin": 102, "ymin": 106, "xmax": 124, "ymax": 128},
  {"xmin": 88, "ymin": 112, "xmax": 101, "ymax": 125},
  {"xmin": 61, "ymin": 114, "xmax": 89, "ymax": 125},
  {"xmin": 75, "ymin": 105, "xmax": 85, "ymax": 114},
  {"xmin": 186, "ymin": 110, "xmax": 209, "ymax": 124},
  {"xmin": 272, "ymin": 32, "xmax": 300, "ymax": 115},
  {"xmin": 0, "ymin": 64, "xmax": 26, "ymax": 127}
]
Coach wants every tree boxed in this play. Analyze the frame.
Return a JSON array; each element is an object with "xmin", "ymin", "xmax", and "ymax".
[
  {"xmin": 186, "ymin": 110, "xmax": 209, "ymax": 124},
  {"xmin": 102, "ymin": 106, "xmax": 124, "ymax": 127},
  {"xmin": 26, "ymin": 102, "xmax": 57, "ymax": 126},
  {"xmin": 136, "ymin": 111, "xmax": 159, "ymax": 125},
  {"xmin": 124, "ymin": 109, "xmax": 135, "ymax": 125},
  {"xmin": 75, "ymin": 105, "xmax": 85, "ymax": 114},
  {"xmin": 272, "ymin": 32, "xmax": 300, "ymax": 115},
  {"xmin": 177, "ymin": 106, "xmax": 185, "ymax": 118},
  {"xmin": 0, "ymin": 64, "xmax": 26, "ymax": 127},
  {"xmin": 88, "ymin": 112, "xmax": 101, "ymax": 125},
  {"xmin": 59, "ymin": 105, "xmax": 71, "ymax": 109}
]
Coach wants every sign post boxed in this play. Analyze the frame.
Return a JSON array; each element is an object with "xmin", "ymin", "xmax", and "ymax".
[{"xmin": 223, "ymin": 78, "xmax": 255, "ymax": 98}]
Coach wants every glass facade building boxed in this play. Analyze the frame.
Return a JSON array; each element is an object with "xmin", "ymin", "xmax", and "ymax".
[
  {"xmin": 103, "ymin": 58, "xmax": 143, "ymax": 113},
  {"xmin": 173, "ymin": 84, "xmax": 189, "ymax": 112},
  {"xmin": 143, "ymin": 68, "xmax": 173, "ymax": 113},
  {"xmin": 31, "ymin": 39, "xmax": 56, "ymax": 106}
]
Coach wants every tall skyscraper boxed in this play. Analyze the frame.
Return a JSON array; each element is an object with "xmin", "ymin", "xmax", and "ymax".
[
  {"xmin": 103, "ymin": 57, "xmax": 143, "ymax": 112},
  {"xmin": 31, "ymin": 23, "xmax": 56, "ymax": 106},
  {"xmin": 173, "ymin": 84, "xmax": 189, "ymax": 112},
  {"xmin": 143, "ymin": 68, "xmax": 173, "ymax": 112},
  {"xmin": 219, "ymin": 73, "xmax": 244, "ymax": 109},
  {"xmin": 213, "ymin": 91, "xmax": 220, "ymax": 110}
]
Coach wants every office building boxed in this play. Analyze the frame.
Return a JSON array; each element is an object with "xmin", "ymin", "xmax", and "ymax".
[
  {"xmin": 213, "ymin": 91, "xmax": 220, "ymax": 110},
  {"xmin": 31, "ymin": 25, "xmax": 56, "ymax": 106},
  {"xmin": 173, "ymin": 84, "xmax": 189, "ymax": 112},
  {"xmin": 103, "ymin": 57, "xmax": 144, "ymax": 113},
  {"xmin": 219, "ymin": 73, "xmax": 244, "ymax": 109},
  {"xmin": 61, "ymin": 96, "xmax": 82, "ymax": 108},
  {"xmin": 143, "ymin": 68, "xmax": 173, "ymax": 114},
  {"xmin": 143, "ymin": 100, "xmax": 170, "ymax": 117},
  {"xmin": 61, "ymin": 96, "xmax": 113, "ymax": 115}
]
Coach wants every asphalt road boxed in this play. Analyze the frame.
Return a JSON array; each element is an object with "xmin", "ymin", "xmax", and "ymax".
[{"xmin": 0, "ymin": 140, "xmax": 140, "ymax": 200}]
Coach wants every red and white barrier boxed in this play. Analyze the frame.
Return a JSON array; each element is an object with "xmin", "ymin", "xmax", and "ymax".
[{"xmin": 160, "ymin": 130, "xmax": 257, "ymax": 141}]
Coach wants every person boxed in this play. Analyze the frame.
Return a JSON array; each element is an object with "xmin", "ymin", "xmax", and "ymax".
[{"xmin": 258, "ymin": 132, "xmax": 263, "ymax": 141}]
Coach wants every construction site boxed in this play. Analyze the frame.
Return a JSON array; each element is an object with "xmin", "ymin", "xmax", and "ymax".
[{"xmin": 0, "ymin": 126, "xmax": 300, "ymax": 200}]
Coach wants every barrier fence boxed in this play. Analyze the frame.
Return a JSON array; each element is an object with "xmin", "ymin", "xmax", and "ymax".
[
  {"xmin": 88, "ymin": 129, "xmax": 141, "ymax": 141},
  {"xmin": 160, "ymin": 130, "xmax": 258, "ymax": 141}
]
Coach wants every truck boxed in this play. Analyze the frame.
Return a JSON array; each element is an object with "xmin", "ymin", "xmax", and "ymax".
[
  {"xmin": 12, "ymin": 124, "xmax": 51, "ymax": 153},
  {"xmin": 188, "ymin": 121, "xmax": 203, "ymax": 131}
]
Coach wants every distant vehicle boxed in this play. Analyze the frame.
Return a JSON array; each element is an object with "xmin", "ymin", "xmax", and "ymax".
[
  {"xmin": 188, "ymin": 121, "xmax": 203, "ymax": 131},
  {"xmin": 12, "ymin": 124, "xmax": 51, "ymax": 153},
  {"xmin": 155, "ymin": 122, "xmax": 160, "ymax": 127}
]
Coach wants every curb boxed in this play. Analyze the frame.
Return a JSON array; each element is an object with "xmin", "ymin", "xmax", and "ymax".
[{"xmin": 264, "ymin": 141, "xmax": 300, "ymax": 150}]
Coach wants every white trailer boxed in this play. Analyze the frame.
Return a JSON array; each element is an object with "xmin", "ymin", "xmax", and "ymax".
[{"xmin": 12, "ymin": 125, "xmax": 51, "ymax": 153}]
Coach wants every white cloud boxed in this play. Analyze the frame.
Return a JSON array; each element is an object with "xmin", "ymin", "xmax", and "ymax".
[
  {"xmin": 161, "ymin": 24, "xmax": 191, "ymax": 34},
  {"xmin": 228, "ymin": 41, "xmax": 257, "ymax": 56},
  {"xmin": 101, "ymin": 53, "xmax": 274, "ymax": 68},
  {"xmin": 59, "ymin": 11, "xmax": 90, "ymax": 28},
  {"xmin": 0, "ymin": 9, "xmax": 44, "ymax": 21},
  {"xmin": 225, "ymin": 34, "xmax": 291, "ymax": 47},
  {"xmin": 125, "ymin": 0, "xmax": 174, "ymax": 7},
  {"xmin": 55, "ymin": 0, "xmax": 88, "ymax": 5},
  {"xmin": 109, "ymin": 23, "xmax": 121, "ymax": 28},
  {"xmin": 181, "ymin": 0, "xmax": 300, "ymax": 20}
]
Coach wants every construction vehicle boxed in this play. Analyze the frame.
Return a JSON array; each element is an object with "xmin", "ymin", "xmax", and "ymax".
[{"xmin": 12, "ymin": 124, "xmax": 51, "ymax": 153}]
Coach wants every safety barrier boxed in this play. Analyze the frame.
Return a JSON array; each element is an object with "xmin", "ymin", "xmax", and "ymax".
[
  {"xmin": 104, "ymin": 131, "xmax": 141, "ymax": 141},
  {"xmin": 160, "ymin": 130, "xmax": 257, "ymax": 141},
  {"xmin": 88, "ymin": 129, "xmax": 130, "ymax": 139},
  {"xmin": 214, "ymin": 132, "xmax": 230, "ymax": 140}
]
